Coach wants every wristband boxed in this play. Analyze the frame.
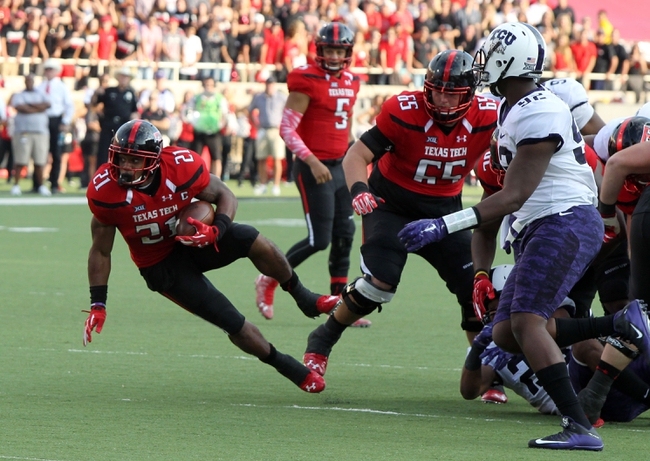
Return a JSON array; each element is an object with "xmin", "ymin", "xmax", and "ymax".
[
  {"xmin": 350, "ymin": 181, "xmax": 370, "ymax": 197},
  {"xmin": 465, "ymin": 345, "xmax": 483, "ymax": 371},
  {"xmin": 442, "ymin": 207, "xmax": 482, "ymax": 234},
  {"xmin": 90, "ymin": 285, "xmax": 108, "ymax": 304},
  {"xmin": 598, "ymin": 200, "xmax": 616, "ymax": 216},
  {"xmin": 213, "ymin": 213, "xmax": 232, "ymax": 238},
  {"xmin": 474, "ymin": 269, "xmax": 489, "ymax": 278}
]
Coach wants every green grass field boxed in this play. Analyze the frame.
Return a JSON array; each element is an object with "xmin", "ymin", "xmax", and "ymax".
[{"xmin": 0, "ymin": 184, "xmax": 648, "ymax": 460}]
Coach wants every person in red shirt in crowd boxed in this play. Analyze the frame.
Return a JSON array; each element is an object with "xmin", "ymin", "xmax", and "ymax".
[
  {"xmin": 255, "ymin": 23, "xmax": 367, "ymax": 327},
  {"xmin": 97, "ymin": 14, "xmax": 117, "ymax": 64},
  {"xmin": 363, "ymin": 1, "xmax": 382, "ymax": 40},
  {"xmin": 379, "ymin": 26, "xmax": 403, "ymax": 85},
  {"xmin": 570, "ymin": 28, "xmax": 597, "ymax": 87},
  {"xmin": 390, "ymin": 0, "xmax": 414, "ymax": 35},
  {"xmin": 260, "ymin": 18, "xmax": 284, "ymax": 81}
]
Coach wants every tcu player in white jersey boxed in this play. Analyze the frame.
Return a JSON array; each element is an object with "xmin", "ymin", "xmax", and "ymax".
[{"xmin": 398, "ymin": 22, "xmax": 650, "ymax": 451}]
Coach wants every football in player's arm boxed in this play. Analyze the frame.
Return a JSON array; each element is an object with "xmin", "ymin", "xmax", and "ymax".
[{"xmin": 84, "ymin": 120, "xmax": 341, "ymax": 394}]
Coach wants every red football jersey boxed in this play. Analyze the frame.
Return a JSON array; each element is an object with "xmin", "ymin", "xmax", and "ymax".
[
  {"xmin": 87, "ymin": 146, "xmax": 211, "ymax": 268},
  {"xmin": 287, "ymin": 64, "xmax": 361, "ymax": 160},
  {"xmin": 475, "ymin": 149, "xmax": 502, "ymax": 196},
  {"xmin": 375, "ymin": 91, "xmax": 498, "ymax": 196}
]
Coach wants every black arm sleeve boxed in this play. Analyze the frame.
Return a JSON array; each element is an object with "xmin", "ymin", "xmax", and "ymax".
[{"xmin": 359, "ymin": 126, "xmax": 394, "ymax": 163}]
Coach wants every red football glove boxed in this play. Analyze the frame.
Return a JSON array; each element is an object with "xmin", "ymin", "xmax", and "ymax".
[
  {"xmin": 473, "ymin": 271, "xmax": 495, "ymax": 323},
  {"xmin": 175, "ymin": 217, "xmax": 219, "ymax": 250},
  {"xmin": 352, "ymin": 192, "xmax": 385, "ymax": 215},
  {"xmin": 601, "ymin": 213, "xmax": 620, "ymax": 243},
  {"xmin": 83, "ymin": 303, "xmax": 106, "ymax": 346}
]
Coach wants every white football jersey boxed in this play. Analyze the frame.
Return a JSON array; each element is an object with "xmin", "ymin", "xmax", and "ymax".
[
  {"xmin": 496, "ymin": 87, "xmax": 598, "ymax": 231},
  {"xmin": 592, "ymin": 117, "xmax": 626, "ymax": 163},
  {"xmin": 542, "ymin": 78, "xmax": 594, "ymax": 131},
  {"xmin": 482, "ymin": 343, "xmax": 559, "ymax": 415}
]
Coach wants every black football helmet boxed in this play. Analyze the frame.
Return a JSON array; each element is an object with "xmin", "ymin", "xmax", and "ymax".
[
  {"xmin": 108, "ymin": 120, "xmax": 163, "ymax": 186},
  {"xmin": 608, "ymin": 116, "xmax": 650, "ymax": 195},
  {"xmin": 315, "ymin": 22, "xmax": 354, "ymax": 74},
  {"xmin": 424, "ymin": 50, "xmax": 477, "ymax": 123}
]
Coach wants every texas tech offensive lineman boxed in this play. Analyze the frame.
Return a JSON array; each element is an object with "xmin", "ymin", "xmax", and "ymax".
[
  {"xmin": 84, "ymin": 120, "xmax": 340, "ymax": 393},
  {"xmin": 255, "ymin": 22, "xmax": 366, "ymax": 324},
  {"xmin": 302, "ymin": 49, "xmax": 498, "ymax": 377}
]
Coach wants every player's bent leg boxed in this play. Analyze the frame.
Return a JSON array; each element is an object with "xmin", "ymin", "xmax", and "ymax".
[{"xmin": 231, "ymin": 321, "xmax": 325, "ymax": 393}]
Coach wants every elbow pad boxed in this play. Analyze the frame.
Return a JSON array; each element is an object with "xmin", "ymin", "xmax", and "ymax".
[{"xmin": 280, "ymin": 107, "xmax": 313, "ymax": 161}]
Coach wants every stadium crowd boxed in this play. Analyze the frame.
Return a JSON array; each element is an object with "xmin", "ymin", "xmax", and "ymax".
[{"xmin": 0, "ymin": 0, "xmax": 647, "ymax": 193}]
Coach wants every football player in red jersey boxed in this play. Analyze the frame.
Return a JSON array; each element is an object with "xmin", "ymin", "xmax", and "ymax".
[
  {"xmin": 254, "ymin": 22, "xmax": 368, "ymax": 325},
  {"xmin": 300, "ymin": 49, "xmax": 498, "ymax": 377},
  {"xmin": 84, "ymin": 120, "xmax": 342, "ymax": 393}
]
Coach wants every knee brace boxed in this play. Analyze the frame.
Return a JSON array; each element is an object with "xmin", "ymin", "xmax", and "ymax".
[{"xmin": 342, "ymin": 275, "xmax": 395, "ymax": 316}]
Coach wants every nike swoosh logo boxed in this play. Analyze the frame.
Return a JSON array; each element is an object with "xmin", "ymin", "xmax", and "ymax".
[
  {"xmin": 644, "ymin": 389, "xmax": 649, "ymax": 399},
  {"xmin": 533, "ymin": 440, "xmax": 569, "ymax": 445},
  {"xmin": 559, "ymin": 211, "xmax": 573, "ymax": 216},
  {"xmin": 631, "ymin": 324, "xmax": 644, "ymax": 339}
]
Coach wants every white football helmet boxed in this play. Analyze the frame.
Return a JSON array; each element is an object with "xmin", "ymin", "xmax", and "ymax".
[
  {"xmin": 490, "ymin": 264, "xmax": 514, "ymax": 294},
  {"xmin": 474, "ymin": 22, "xmax": 546, "ymax": 96}
]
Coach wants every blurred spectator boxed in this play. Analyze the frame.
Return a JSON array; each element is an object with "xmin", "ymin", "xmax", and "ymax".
[
  {"xmin": 179, "ymin": 24, "xmax": 202, "ymax": 80},
  {"xmin": 221, "ymin": 86, "xmax": 240, "ymax": 180},
  {"xmin": 556, "ymin": 13, "xmax": 573, "ymax": 40},
  {"xmin": 597, "ymin": 9, "xmax": 613, "ymax": 43},
  {"xmin": 494, "ymin": 1, "xmax": 518, "ymax": 27},
  {"xmin": 141, "ymin": 89, "xmax": 171, "ymax": 143},
  {"xmin": 626, "ymin": 43, "xmax": 648, "ymax": 103},
  {"xmin": 37, "ymin": 59, "xmax": 74, "ymax": 194},
  {"xmin": 160, "ymin": 17, "xmax": 184, "ymax": 79},
  {"xmin": 79, "ymin": 88, "xmax": 101, "ymax": 190},
  {"xmin": 526, "ymin": 0, "xmax": 550, "ymax": 27},
  {"xmin": 456, "ymin": 23, "xmax": 478, "ymax": 54},
  {"xmin": 351, "ymin": 30, "xmax": 369, "ymax": 69},
  {"xmin": 241, "ymin": 13, "xmax": 265, "ymax": 81},
  {"xmin": 379, "ymin": 26, "xmax": 403, "ymax": 85},
  {"xmin": 366, "ymin": 28, "xmax": 382, "ymax": 84},
  {"xmin": 553, "ymin": 0, "xmax": 575, "ymax": 25},
  {"xmin": 413, "ymin": 3, "xmax": 438, "ymax": 41},
  {"xmin": 139, "ymin": 70, "xmax": 176, "ymax": 115},
  {"xmin": 176, "ymin": 89, "xmax": 195, "ymax": 149},
  {"xmin": 10, "ymin": 73, "xmax": 51, "ymax": 196},
  {"xmin": 114, "ymin": 20, "xmax": 140, "ymax": 65},
  {"xmin": 0, "ymin": 97, "xmax": 13, "ymax": 184},
  {"xmin": 2, "ymin": 11, "xmax": 28, "ymax": 77},
  {"xmin": 355, "ymin": 93, "xmax": 384, "ymax": 137},
  {"xmin": 282, "ymin": 19, "xmax": 308, "ymax": 78},
  {"xmin": 236, "ymin": 105, "xmax": 257, "ymax": 188},
  {"xmin": 139, "ymin": 15, "xmax": 163, "ymax": 80},
  {"xmin": 198, "ymin": 17, "xmax": 234, "ymax": 82},
  {"xmin": 260, "ymin": 18, "xmax": 284, "ymax": 81},
  {"xmin": 302, "ymin": 0, "xmax": 320, "ymax": 35},
  {"xmin": 591, "ymin": 28, "xmax": 617, "ymax": 90},
  {"xmin": 24, "ymin": 8, "xmax": 45, "ymax": 75},
  {"xmin": 611, "ymin": 29, "xmax": 629, "ymax": 92},
  {"xmin": 97, "ymin": 14, "xmax": 117, "ymax": 65},
  {"xmin": 189, "ymin": 77, "xmax": 229, "ymax": 177},
  {"xmin": 553, "ymin": 33, "xmax": 577, "ymax": 73},
  {"xmin": 537, "ymin": 11, "xmax": 557, "ymax": 40},
  {"xmin": 463, "ymin": 0, "xmax": 482, "ymax": 29},
  {"xmin": 413, "ymin": 26, "xmax": 435, "ymax": 85},
  {"xmin": 278, "ymin": 0, "xmax": 303, "ymax": 34},
  {"xmin": 92, "ymin": 66, "xmax": 139, "ymax": 167},
  {"xmin": 435, "ymin": 0, "xmax": 458, "ymax": 32},
  {"xmin": 59, "ymin": 14, "xmax": 87, "ymax": 78},
  {"xmin": 363, "ymin": 1, "xmax": 381, "ymax": 39},
  {"xmin": 570, "ymin": 28, "xmax": 597, "ymax": 87},
  {"xmin": 343, "ymin": 0, "xmax": 368, "ymax": 36},
  {"xmin": 249, "ymin": 76, "xmax": 286, "ymax": 196},
  {"xmin": 80, "ymin": 17, "xmax": 100, "ymax": 78}
]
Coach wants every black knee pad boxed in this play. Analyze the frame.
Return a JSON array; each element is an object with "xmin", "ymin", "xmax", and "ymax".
[
  {"xmin": 342, "ymin": 275, "xmax": 395, "ymax": 316},
  {"xmin": 329, "ymin": 237, "xmax": 354, "ymax": 274}
]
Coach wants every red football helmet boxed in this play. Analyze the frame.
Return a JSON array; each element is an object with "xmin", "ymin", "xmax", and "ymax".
[
  {"xmin": 314, "ymin": 22, "xmax": 354, "ymax": 74},
  {"xmin": 424, "ymin": 50, "xmax": 477, "ymax": 124},
  {"xmin": 608, "ymin": 115, "xmax": 650, "ymax": 195},
  {"xmin": 108, "ymin": 120, "xmax": 163, "ymax": 186}
]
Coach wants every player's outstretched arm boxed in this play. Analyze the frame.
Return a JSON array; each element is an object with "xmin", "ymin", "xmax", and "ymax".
[
  {"xmin": 85, "ymin": 216, "xmax": 115, "ymax": 346},
  {"xmin": 195, "ymin": 174, "xmax": 238, "ymax": 222}
]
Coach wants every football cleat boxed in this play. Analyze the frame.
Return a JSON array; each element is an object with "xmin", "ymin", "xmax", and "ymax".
[
  {"xmin": 481, "ymin": 385, "xmax": 508, "ymax": 404},
  {"xmin": 350, "ymin": 318, "xmax": 372, "ymax": 328},
  {"xmin": 299, "ymin": 370, "xmax": 326, "ymax": 393},
  {"xmin": 255, "ymin": 274, "xmax": 278, "ymax": 320},
  {"xmin": 304, "ymin": 352, "xmax": 329, "ymax": 376},
  {"xmin": 528, "ymin": 417, "xmax": 603, "ymax": 451},
  {"xmin": 316, "ymin": 295, "xmax": 342, "ymax": 315},
  {"xmin": 592, "ymin": 418, "xmax": 604, "ymax": 429},
  {"xmin": 612, "ymin": 300, "xmax": 650, "ymax": 361}
]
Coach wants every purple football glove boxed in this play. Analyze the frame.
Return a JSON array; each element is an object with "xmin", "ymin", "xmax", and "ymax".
[
  {"xmin": 479, "ymin": 344, "xmax": 514, "ymax": 371},
  {"xmin": 472, "ymin": 322, "xmax": 494, "ymax": 351},
  {"xmin": 398, "ymin": 218, "xmax": 448, "ymax": 252}
]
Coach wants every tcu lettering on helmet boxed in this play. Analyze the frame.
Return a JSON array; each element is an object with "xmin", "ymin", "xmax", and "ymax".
[
  {"xmin": 315, "ymin": 22, "xmax": 354, "ymax": 74},
  {"xmin": 473, "ymin": 22, "xmax": 546, "ymax": 96},
  {"xmin": 108, "ymin": 120, "xmax": 163, "ymax": 186},
  {"xmin": 423, "ymin": 49, "xmax": 477, "ymax": 123}
]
